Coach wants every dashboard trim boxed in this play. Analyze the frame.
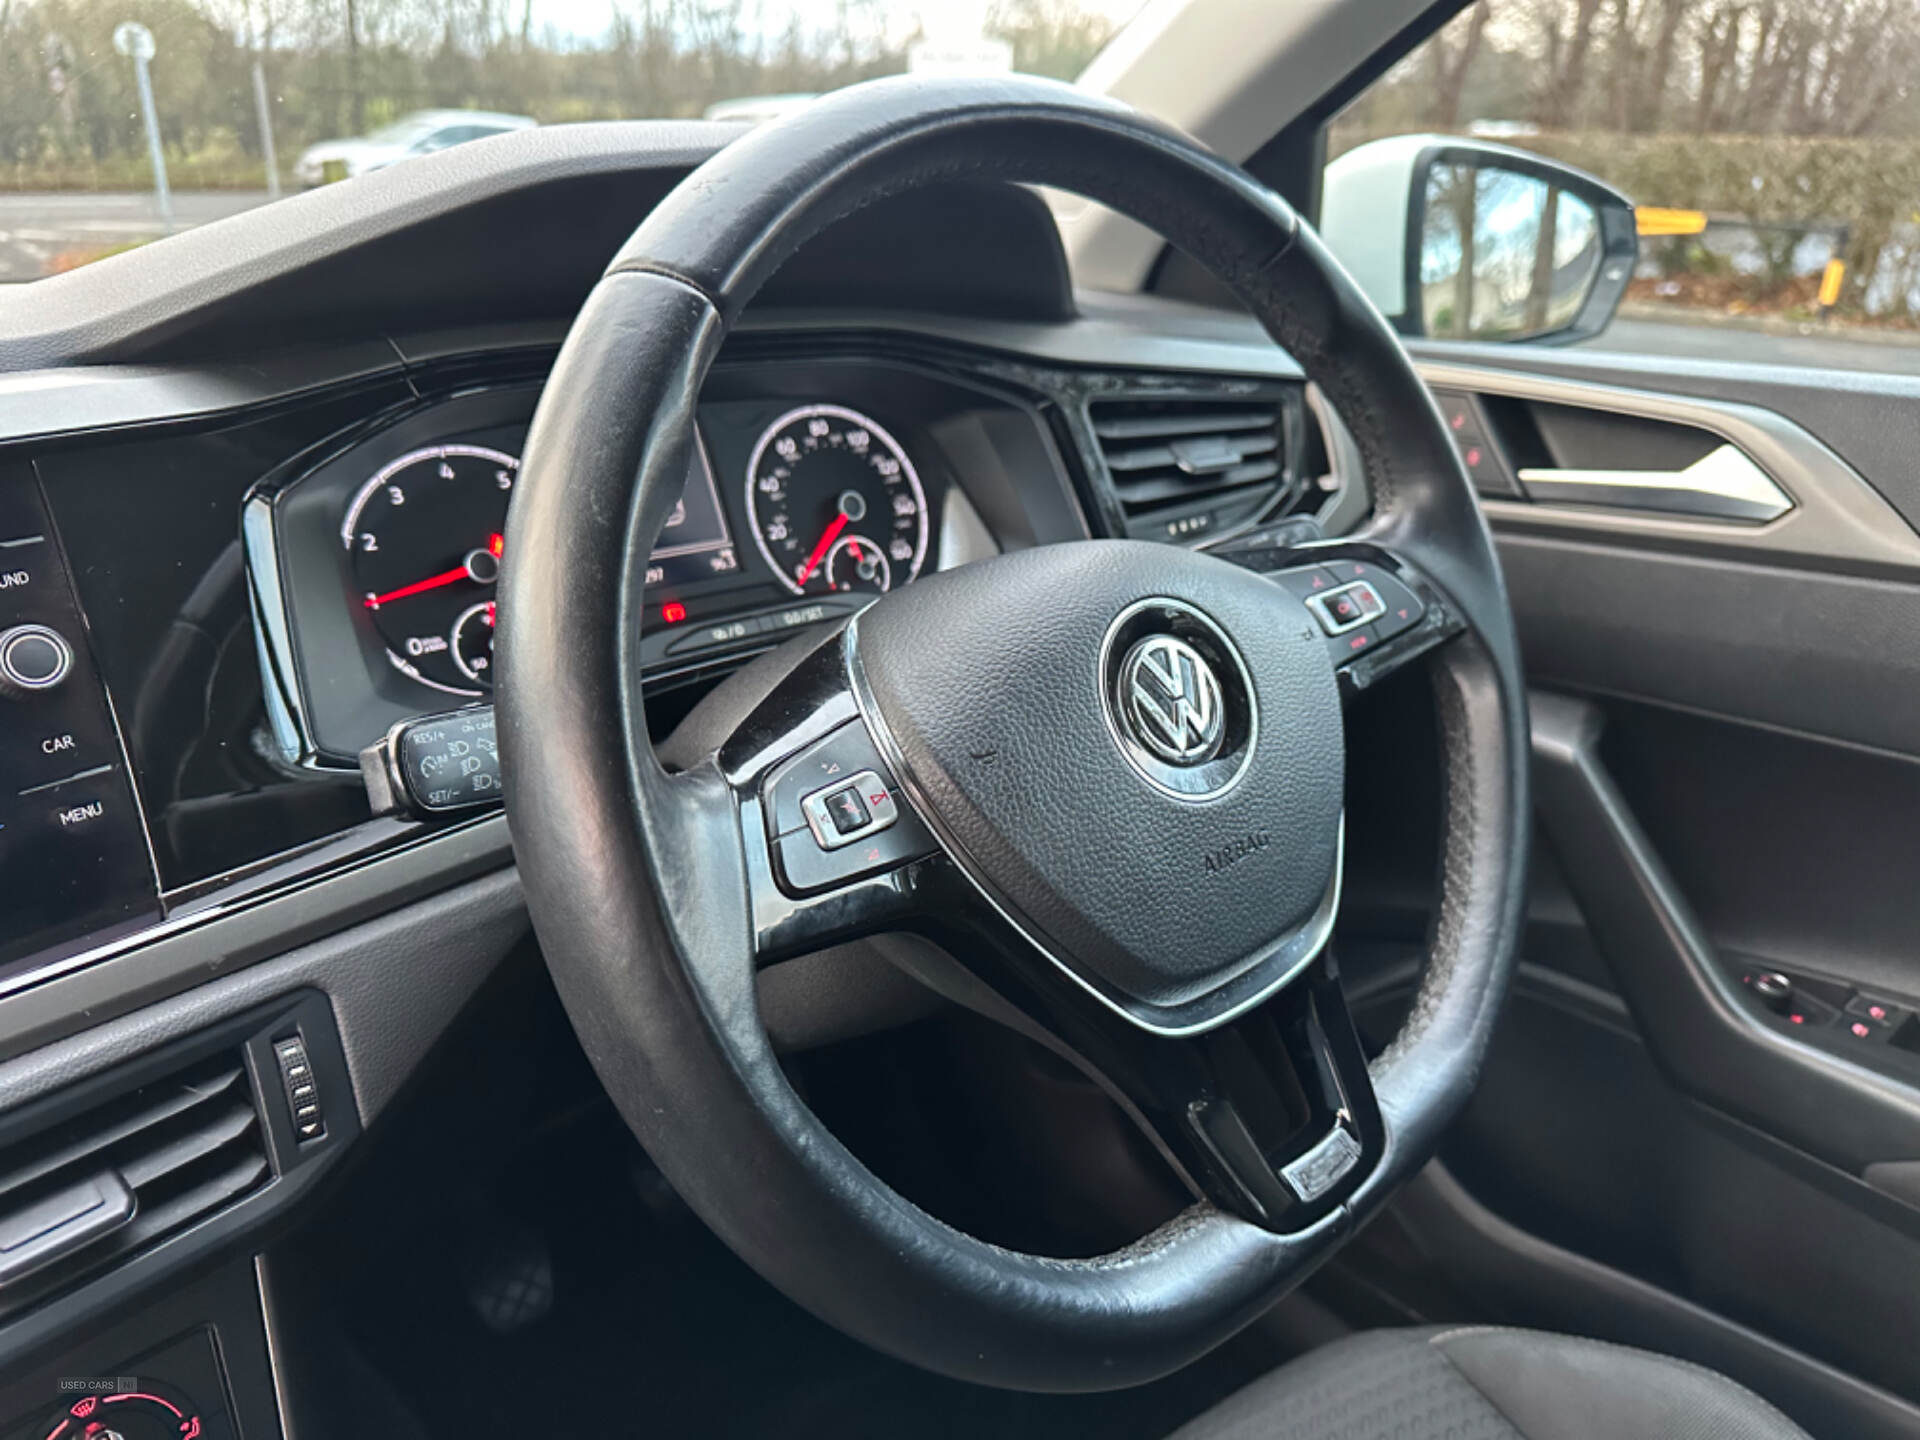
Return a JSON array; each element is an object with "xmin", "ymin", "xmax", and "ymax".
[{"xmin": 0, "ymin": 813, "xmax": 510, "ymax": 1064}]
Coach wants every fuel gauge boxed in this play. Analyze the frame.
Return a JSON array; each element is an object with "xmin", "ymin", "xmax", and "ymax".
[
  {"xmin": 823, "ymin": 534, "xmax": 893, "ymax": 593},
  {"xmin": 450, "ymin": 600, "xmax": 496, "ymax": 687}
]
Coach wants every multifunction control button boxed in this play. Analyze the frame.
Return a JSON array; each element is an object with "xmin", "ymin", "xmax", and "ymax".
[
  {"xmin": 1306, "ymin": 581, "xmax": 1385, "ymax": 636},
  {"xmin": 1321, "ymin": 560, "xmax": 1426, "ymax": 642},
  {"xmin": 801, "ymin": 768, "xmax": 898, "ymax": 850},
  {"xmin": 1273, "ymin": 561, "xmax": 1428, "ymax": 666}
]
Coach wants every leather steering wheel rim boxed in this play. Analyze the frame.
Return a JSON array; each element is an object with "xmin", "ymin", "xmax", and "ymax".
[{"xmin": 497, "ymin": 75, "xmax": 1530, "ymax": 1392}]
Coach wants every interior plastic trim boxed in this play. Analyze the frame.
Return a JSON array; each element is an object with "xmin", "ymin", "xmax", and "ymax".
[
  {"xmin": 1529, "ymin": 690, "xmax": 1920, "ymax": 1177},
  {"xmin": 0, "ymin": 816, "xmax": 511, "ymax": 1064},
  {"xmin": 1418, "ymin": 360, "xmax": 1920, "ymax": 575},
  {"xmin": 1516, "ymin": 443, "xmax": 1794, "ymax": 523}
]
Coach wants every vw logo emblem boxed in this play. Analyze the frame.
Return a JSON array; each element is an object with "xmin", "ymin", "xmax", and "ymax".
[{"xmin": 1118, "ymin": 634, "xmax": 1226, "ymax": 765}]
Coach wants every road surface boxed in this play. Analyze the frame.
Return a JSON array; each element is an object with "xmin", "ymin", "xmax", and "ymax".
[
  {"xmin": 9, "ymin": 191, "xmax": 1920, "ymax": 377},
  {"xmin": 0, "ymin": 191, "xmax": 273, "ymax": 283},
  {"xmin": 1587, "ymin": 314, "xmax": 1920, "ymax": 376}
]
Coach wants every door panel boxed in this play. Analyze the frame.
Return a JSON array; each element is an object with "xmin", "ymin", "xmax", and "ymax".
[{"xmin": 1337, "ymin": 340, "xmax": 1920, "ymax": 1430}]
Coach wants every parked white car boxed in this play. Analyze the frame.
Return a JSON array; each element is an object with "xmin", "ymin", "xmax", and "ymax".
[
  {"xmin": 294, "ymin": 109, "xmax": 536, "ymax": 186},
  {"xmin": 701, "ymin": 93, "xmax": 818, "ymax": 125}
]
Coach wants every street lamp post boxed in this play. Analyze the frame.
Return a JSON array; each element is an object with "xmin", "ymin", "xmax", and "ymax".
[
  {"xmin": 251, "ymin": 57, "xmax": 281, "ymax": 197},
  {"xmin": 244, "ymin": 0, "xmax": 281, "ymax": 198},
  {"xmin": 111, "ymin": 22, "xmax": 172, "ymax": 231}
]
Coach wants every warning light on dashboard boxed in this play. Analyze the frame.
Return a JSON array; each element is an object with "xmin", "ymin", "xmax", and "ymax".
[{"xmin": 661, "ymin": 601, "xmax": 688, "ymax": 624}]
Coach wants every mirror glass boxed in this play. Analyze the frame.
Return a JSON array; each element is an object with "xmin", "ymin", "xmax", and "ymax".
[{"xmin": 1419, "ymin": 163, "xmax": 1602, "ymax": 341}]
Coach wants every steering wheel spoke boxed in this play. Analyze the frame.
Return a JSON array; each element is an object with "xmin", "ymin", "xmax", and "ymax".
[
  {"xmin": 920, "ymin": 894, "xmax": 1387, "ymax": 1230},
  {"xmin": 693, "ymin": 619, "xmax": 1381, "ymax": 1231},
  {"xmin": 694, "ymin": 626, "xmax": 945, "ymax": 964},
  {"xmin": 1147, "ymin": 957, "xmax": 1382, "ymax": 1227}
]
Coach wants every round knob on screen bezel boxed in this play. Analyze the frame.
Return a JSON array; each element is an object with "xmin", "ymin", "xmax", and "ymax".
[{"xmin": 0, "ymin": 623, "xmax": 74, "ymax": 698}]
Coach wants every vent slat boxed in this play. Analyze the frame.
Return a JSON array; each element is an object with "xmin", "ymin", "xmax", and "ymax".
[
  {"xmin": 114, "ymin": 1151, "xmax": 273, "ymax": 1251},
  {"xmin": 117, "ymin": 1103, "xmax": 259, "ymax": 1190},
  {"xmin": 1090, "ymin": 393, "xmax": 1291, "ymax": 519},
  {"xmin": 0, "ymin": 1065, "xmax": 248, "ymax": 1202},
  {"xmin": 0, "ymin": 1048, "xmax": 267, "ymax": 1298},
  {"xmin": 1092, "ymin": 410, "xmax": 1276, "ymax": 440},
  {"xmin": 1103, "ymin": 433, "xmax": 1278, "ymax": 474}
]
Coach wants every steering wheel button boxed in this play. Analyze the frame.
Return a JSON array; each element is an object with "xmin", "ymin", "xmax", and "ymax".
[
  {"xmin": 1269, "ymin": 565, "xmax": 1340, "ymax": 601},
  {"xmin": 776, "ymin": 803, "xmax": 937, "ymax": 895},
  {"xmin": 1365, "ymin": 571, "xmax": 1426, "ymax": 640},
  {"xmin": 1329, "ymin": 624, "xmax": 1381, "ymax": 667},
  {"xmin": 824, "ymin": 785, "xmax": 871, "ymax": 835},
  {"xmin": 801, "ymin": 768, "xmax": 898, "ymax": 850},
  {"xmin": 1306, "ymin": 581, "xmax": 1385, "ymax": 637},
  {"xmin": 763, "ymin": 720, "xmax": 893, "ymax": 838}
]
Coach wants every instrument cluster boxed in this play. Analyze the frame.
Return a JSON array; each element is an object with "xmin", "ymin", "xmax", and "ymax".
[{"xmin": 245, "ymin": 356, "xmax": 1068, "ymax": 766}]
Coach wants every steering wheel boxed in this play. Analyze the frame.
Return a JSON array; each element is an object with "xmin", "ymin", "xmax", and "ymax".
[{"xmin": 496, "ymin": 76, "xmax": 1528, "ymax": 1392}]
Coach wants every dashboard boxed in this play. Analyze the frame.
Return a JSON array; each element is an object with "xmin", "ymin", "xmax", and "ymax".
[{"xmin": 1, "ymin": 322, "xmax": 1327, "ymax": 1005}]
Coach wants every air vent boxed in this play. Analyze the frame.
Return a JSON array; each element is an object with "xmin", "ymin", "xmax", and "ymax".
[
  {"xmin": 1091, "ymin": 394, "xmax": 1290, "ymax": 508},
  {"xmin": 0, "ymin": 1051, "xmax": 267, "ymax": 1301}
]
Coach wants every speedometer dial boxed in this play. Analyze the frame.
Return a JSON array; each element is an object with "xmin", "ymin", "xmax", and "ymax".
[
  {"xmin": 344, "ymin": 443, "xmax": 515, "ymax": 696},
  {"xmin": 745, "ymin": 405, "xmax": 927, "ymax": 596}
]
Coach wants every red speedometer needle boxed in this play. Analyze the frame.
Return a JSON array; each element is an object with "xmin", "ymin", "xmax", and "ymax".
[
  {"xmin": 363, "ymin": 565, "xmax": 470, "ymax": 610},
  {"xmin": 794, "ymin": 512, "xmax": 849, "ymax": 587}
]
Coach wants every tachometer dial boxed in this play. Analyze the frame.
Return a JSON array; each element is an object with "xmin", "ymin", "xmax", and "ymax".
[
  {"xmin": 744, "ymin": 405, "xmax": 926, "ymax": 596},
  {"xmin": 344, "ymin": 444, "xmax": 515, "ymax": 695}
]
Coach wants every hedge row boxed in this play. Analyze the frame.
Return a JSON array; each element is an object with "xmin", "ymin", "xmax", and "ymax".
[{"xmin": 1514, "ymin": 130, "xmax": 1920, "ymax": 319}]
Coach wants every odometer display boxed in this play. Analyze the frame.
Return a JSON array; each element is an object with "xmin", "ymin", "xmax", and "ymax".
[{"xmin": 745, "ymin": 405, "xmax": 927, "ymax": 596}]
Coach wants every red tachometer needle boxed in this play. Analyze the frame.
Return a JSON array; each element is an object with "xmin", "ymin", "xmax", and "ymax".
[
  {"xmin": 363, "ymin": 533, "xmax": 505, "ymax": 610},
  {"xmin": 794, "ymin": 511, "xmax": 849, "ymax": 587},
  {"xmin": 363, "ymin": 564, "xmax": 471, "ymax": 610}
]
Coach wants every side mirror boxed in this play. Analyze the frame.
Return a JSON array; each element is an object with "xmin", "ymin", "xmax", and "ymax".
[{"xmin": 1319, "ymin": 136, "xmax": 1637, "ymax": 345}]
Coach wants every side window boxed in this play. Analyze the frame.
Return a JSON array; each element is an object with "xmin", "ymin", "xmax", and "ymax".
[{"xmin": 1322, "ymin": 0, "xmax": 1920, "ymax": 373}]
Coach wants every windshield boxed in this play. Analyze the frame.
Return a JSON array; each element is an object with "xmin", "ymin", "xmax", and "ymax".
[{"xmin": 0, "ymin": 0, "xmax": 1139, "ymax": 281}]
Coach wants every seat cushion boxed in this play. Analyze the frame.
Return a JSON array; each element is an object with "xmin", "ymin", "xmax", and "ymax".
[{"xmin": 1167, "ymin": 1325, "xmax": 1811, "ymax": 1440}]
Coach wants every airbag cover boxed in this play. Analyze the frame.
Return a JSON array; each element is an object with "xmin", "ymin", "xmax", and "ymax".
[{"xmin": 854, "ymin": 539, "xmax": 1342, "ymax": 1022}]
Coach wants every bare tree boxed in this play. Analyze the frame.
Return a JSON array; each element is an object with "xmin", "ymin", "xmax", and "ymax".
[
  {"xmin": 1635, "ymin": 0, "xmax": 1687, "ymax": 129},
  {"xmin": 1691, "ymin": 2, "xmax": 1745, "ymax": 131},
  {"xmin": 1528, "ymin": 0, "xmax": 1608, "ymax": 127},
  {"xmin": 1427, "ymin": 0, "xmax": 1492, "ymax": 127}
]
